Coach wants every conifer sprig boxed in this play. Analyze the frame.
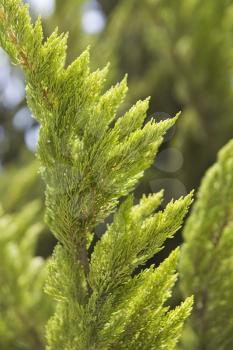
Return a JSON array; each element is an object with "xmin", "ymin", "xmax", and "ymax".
[
  {"xmin": 0, "ymin": 201, "xmax": 51, "ymax": 350},
  {"xmin": 0, "ymin": 0, "xmax": 176, "ymax": 284},
  {"xmin": 0, "ymin": 1, "xmax": 193, "ymax": 348},
  {"xmin": 180, "ymin": 139, "xmax": 233, "ymax": 350}
]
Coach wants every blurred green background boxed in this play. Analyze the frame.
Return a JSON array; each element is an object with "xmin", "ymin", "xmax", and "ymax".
[{"xmin": 1, "ymin": 0, "xmax": 233, "ymax": 256}]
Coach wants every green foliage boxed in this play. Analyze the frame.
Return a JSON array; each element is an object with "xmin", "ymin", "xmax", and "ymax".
[
  {"xmin": 92, "ymin": 0, "xmax": 233, "ymax": 189},
  {"xmin": 0, "ymin": 200, "xmax": 52, "ymax": 350},
  {"xmin": 1, "ymin": 0, "xmax": 233, "ymax": 194},
  {"xmin": 0, "ymin": 161, "xmax": 41, "ymax": 212},
  {"xmin": 180, "ymin": 139, "xmax": 233, "ymax": 350},
  {"xmin": 45, "ymin": 193, "xmax": 193, "ymax": 350},
  {"xmin": 0, "ymin": 0, "xmax": 193, "ymax": 348}
]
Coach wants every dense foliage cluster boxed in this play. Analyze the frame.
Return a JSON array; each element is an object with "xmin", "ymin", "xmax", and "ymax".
[
  {"xmin": 0, "ymin": 1, "xmax": 193, "ymax": 349},
  {"xmin": 1, "ymin": 1, "xmax": 233, "ymax": 350},
  {"xmin": 0, "ymin": 200, "xmax": 51, "ymax": 350},
  {"xmin": 180, "ymin": 140, "xmax": 233, "ymax": 350}
]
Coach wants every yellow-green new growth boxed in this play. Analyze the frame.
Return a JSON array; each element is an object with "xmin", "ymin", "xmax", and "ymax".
[{"xmin": 0, "ymin": 0, "xmax": 193, "ymax": 348}]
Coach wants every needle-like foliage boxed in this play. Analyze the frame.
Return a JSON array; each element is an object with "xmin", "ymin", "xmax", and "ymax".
[
  {"xmin": 0, "ymin": 201, "xmax": 51, "ymax": 350},
  {"xmin": 0, "ymin": 1, "xmax": 193, "ymax": 348},
  {"xmin": 180, "ymin": 139, "xmax": 233, "ymax": 350}
]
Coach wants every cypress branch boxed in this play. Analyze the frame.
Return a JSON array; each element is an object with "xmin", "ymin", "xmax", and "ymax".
[
  {"xmin": 180, "ymin": 139, "xmax": 233, "ymax": 350},
  {"xmin": 0, "ymin": 1, "xmax": 193, "ymax": 348},
  {"xmin": 0, "ymin": 201, "xmax": 52, "ymax": 350}
]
